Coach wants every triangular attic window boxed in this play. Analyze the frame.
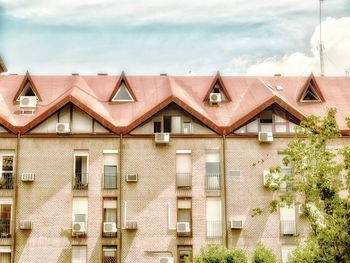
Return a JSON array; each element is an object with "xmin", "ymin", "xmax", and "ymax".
[
  {"xmin": 302, "ymin": 84, "xmax": 320, "ymax": 101},
  {"xmin": 112, "ymin": 81, "xmax": 134, "ymax": 102},
  {"xmin": 204, "ymin": 72, "xmax": 231, "ymax": 103},
  {"xmin": 17, "ymin": 82, "xmax": 37, "ymax": 100},
  {"xmin": 298, "ymin": 73, "xmax": 324, "ymax": 103},
  {"xmin": 13, "ymin": 72, "xmax": 42, "ymax": 102}
]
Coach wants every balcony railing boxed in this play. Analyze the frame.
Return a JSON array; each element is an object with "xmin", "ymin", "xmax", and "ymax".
[
  {"xmin": 280, "ymin": 220, "xmax": 296, "ymax": 236},
  {"xmin": 206, "ymin": 220, "xmax": 222, "ymax": 238},
  {"xmin": 73, "ymin": 172, "xmax": 88, "ymax": 190},
  {"xmin": 176, "ymin": 173, "xmax": 191, "ymax": 189},
  {"xmin": 0, "ymin": 220, "xmax": 11, "ymax": 238},
  {"xmin": 103, "ymin": 172, "xmax": 117, "ymax": 189},
  {"xmin": 0, "ymin": 172, "xmax": 13, "ymax": 190},
  {"xmin": 205, "ymin": 173, "xmax": 221, "ymax": 191}
]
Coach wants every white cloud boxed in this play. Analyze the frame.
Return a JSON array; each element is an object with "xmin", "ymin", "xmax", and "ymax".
[{"xmin": 245, "ymin": 17, "xmax": 350, "ymax": 76}]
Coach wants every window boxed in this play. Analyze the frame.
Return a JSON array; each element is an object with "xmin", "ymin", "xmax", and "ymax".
[
  {"xmin": 0, "ymin": 246, "xmax": 11, "ymax": 263},
  {"xmin": 301, "ymin": 84, "xmax": 320, "ymax": 102},
  {"xmin": 280, "ymin": 204, "xmax": 296, "ymax": 236},
  {"xmin": 206, "ymin": 198, "xmax": 222, "ymax": 238},
  {"xmin": 0, "ymin": 153, "xmax": 14, "ymax": 190},
  {"xmin": 281, "ymin": 245, "xmax": 296, "ymax": 263},
  {"xmin": 205, "ymin": 151, "xmax": 220, "ymax": 191},
  {"xmin": 153, "ymin": 121, "xmax": 161, "ymax": 133},
  {"xmin": 163, "ymin": 116, "xmax": 172, "ymax": 133},
  {"xmin": 112, "ymin": 82, "xmax": 134, "ymax": 102},
  {"xmin": 177, "ymin": 198, "xmax": 192, "ymax": 237},
  {"xmin": 102, "ymin": 246, "xmax": 117, "ymax": 263},
  {"xmin": 183, "ymin": 121, "xmax": 192, "ymax": 134},
  {"xmin": 178, "ymin": 245, "xmax": 192, "ymax": 263},
  {"xmin": 72, "ymin": 246, "xmax": 87, "ymax": 263},
  {"xmin": 278, "ymin": 154, "xmax": 293, "ymax": 192},
  {"xmin": 176, "ymin": 151, "xmax": 192, "ymax": 188},
  {"xmin": 72, "ymin": 197, "xmax": 88, "ymax": 235},
  {"xmin": 103, "ymin": 198, "xmax": 117, "ymax": 238},
  {"xmin": 153, "ymin": 116, "xmax": 192, "ymax": 134},
  {"xmin": 0, "ymin": 199, "xmax": 12, "ymax": 238},
  {"xmin": 103, "ymin": 152, "xmax": 117, "ymax": 189},
  {"xmin": 74, "ymin": 151, "xmax": 88, "ymax": 189},
  {"xmin": 260, "ymin": 109, "xmax": 273, "ymax": 132}
]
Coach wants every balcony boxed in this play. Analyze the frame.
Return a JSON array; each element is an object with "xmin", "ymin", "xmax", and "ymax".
[
  {"xmin": 0, "ymin": 172, "xmax": 13, "ymax": 190},
  {"xmin": 280, "ymin": 220, "xmax": 296, "ymax": 236},
  {"xmin": 206, "ymin": 220, "xmax": 222, "ymax": 238},
  {"xmin": 205, "ymin": 173, "xmax": 221, "ymax": 191},
  {"xmin": 103, "ymin": 172, "xmax": 117, "ymax": 189},
  {"xmin": 176, "ymin": 173, "xmax": 191, "ymax": 189},
  {"xmin": 0, "ymin": 220, "xmax": 11, "ymax": 238},
  {"xmin": 73, "ymin": 172, "xmax": 88, "ymax": 190}
]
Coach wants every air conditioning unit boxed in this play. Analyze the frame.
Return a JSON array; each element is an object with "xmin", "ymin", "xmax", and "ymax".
[
  {"xmin": 125, "ymin": 220, "xmax": 137, "ymax": 230},
  {"xmin": 126, "ymin": 174, "xmax": 138, "ymax": 182},
  {"xmin": 72, "ymin": 221, "xmax": 87, "ymax": 236},
  {"xmin": 209, "ymin": 93, "xmax": 222, "ymax": 103},
  {"xmin": 263, "ymin": 170, "xmax": 279, "ymax": 187},
  {"xmin": 56, "ymin": 123, "xmax": 70, "ymax": 133},
  {"xmin": 20, "ymin": 96, "xmax": 37, "ymax": 108},
  {"xmin": 155, "ymin": 133, "xmax": 170, "ymax": 144},
  {"xmin": 20, "ymin": 220, "xmax": 32, "ymax": 230},
  {"xmin": 176, "ymin": 222, "xmax": 190, "ymax": 233},
  {"xmin": 230, "ymin": 220, "xmax": 243, "ymax": 229},
  {"xmin": 103, "ymin": 222, "xmax": 117, "ymax": 233},
  {"xmin": 21, "ymin": 173, "xmax": 35, "ymax": 181},
  {"xmin": 159, "ymin": 257, "xmax": 174, "ymax": 263},
  {"xmin": 258, "ymin": 131, "xmax": 273, "ymax": 142}
]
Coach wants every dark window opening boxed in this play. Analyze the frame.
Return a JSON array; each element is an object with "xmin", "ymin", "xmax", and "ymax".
[
  {"xmin": 163, "ymin": 116, "xmax": 171, "ymax": 133},
  {"xmin": 260, "ymin": 110, "xmax": 272, "ymax": 123},
  {"xmin": 154, "ymin": 121, "xmax": 161, "ymax": 133},
  {"xmin": 303, "ymin": 85, "xmax": 320, "ymax": 101}
]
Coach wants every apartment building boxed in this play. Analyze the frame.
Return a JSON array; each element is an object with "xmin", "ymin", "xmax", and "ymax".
[{"xmin": 0, "ymin": 71, "xmax": 349, "ymax": 263}]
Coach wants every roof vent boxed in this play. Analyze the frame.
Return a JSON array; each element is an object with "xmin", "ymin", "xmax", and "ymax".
[
  {"xmin": 72, "ymin": 73, "xmax": 79, "ymax": 76},
  {"xmin": 276, "ymin": 85, "xmax": 284, "ymax": 91},
  {"xmin": 160, "ymin": 73, "xmax": 167, "ymax": 76},
  {"xmin": 10, "ymin": 73, "xmax": 18, "ymax": 75},
  {"xmin": 274, "ymin": 74, "xmax": 282, "ymax": 77},
  {"xmin": 98, "ymin": 73, "xmax": 108, "ymax": 76},
  {"xmin": 346, "ymin": 67, "xmax": 350, "ymax": 77}
]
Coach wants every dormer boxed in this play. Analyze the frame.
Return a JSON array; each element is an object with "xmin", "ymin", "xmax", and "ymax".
[
  {"xmin": 204, "ymin": 72, "xmax": 231, "ymax": 104},
  {"xmin": 109, "ymin": 72, "xmax": 136, "ymax": 102},
  {"xmin": 13, "ymin": 71, "xmax": 42, "ymax": 102},
  {"xmin": 298, "ymin": 73, "xmax": 324, "ymax": 103},
  {"xmin": 0, "ymin": 57, "xmax": 7, "ymax": 73}
]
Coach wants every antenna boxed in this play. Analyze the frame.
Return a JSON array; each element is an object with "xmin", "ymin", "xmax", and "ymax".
[{"xmin": 319, "ymin": 0, "xmax": 325, "ymax": 76}]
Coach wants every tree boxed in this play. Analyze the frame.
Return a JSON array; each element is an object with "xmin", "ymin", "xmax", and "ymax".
[
  {"xmin": 264, "ymin": 108, "xmax": 350, "ymax": 262},
  {"xmin": 194, "ymin": 244, "xmax": 248, "ymax": 263},
  {"xmin": 251, "ymin": 243, "xmax": 277, "ymax": 263}
]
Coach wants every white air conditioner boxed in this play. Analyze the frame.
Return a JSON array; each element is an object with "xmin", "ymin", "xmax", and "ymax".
[
  {"xmin": 176, "ymin": 222, "xmax": 190, "ymax": 233},
  {"xmin": 159, "ymin": 257, "xmax": 174, "ymax": 263},
  {"xmin": 72, "ymin": 221, "xmax": 86, "ymax": 235},
  {"xmin": 56, "ymin": 123, "xmax": 70, "ymax": 133},
  {"xmin": 20, "ymin": 96, "xmax": 37, "ymax": 108},
  {"xmin": 230, "ymin": 220, "xmax": 243, "ymax": 229},
  {"xmin": 126, "ymin": 174, "xmax": 138, "ymax": 182},
  {"xmin": 258, "ymin": 131, "xmax": 273, "ymax": 142},
  {"xmin": 263, "ymin": 170, "xmax": 279, "ymax": 188},
  {"xmin": 209, "ymin": 93, "xmax": 222, "ymax": 103},
  {"xmin": 21, "ymin": 173, "xmax": 35, "ymax": 182},
  {"xmin": 155, "ymin": 133, "xmax": 170, "ymax": 144},
  {"xmin": 20, "ymin": 220, "xmax": 32, "ymax": 230},
  {"xmin": 125, "ymin": 220, "xmax": 137, "ymax": 230},
  {"xmin": 103, "ymin": 222, "xmax": 117, "ymax": 233}
]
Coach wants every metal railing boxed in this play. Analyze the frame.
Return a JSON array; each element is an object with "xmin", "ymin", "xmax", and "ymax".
[
  {"xmin": 0, "ymin": 172, "xmax": 13, "ymax": 189},
  {"xmin": 176, "ymin": 173, "xmax": 192, "ymax": 188},
  {"xmin": 103, "ymin": 172, "xmax": 117, "ymax": 189},
  {"xmin": 73, "ymin": 172, "xmax": 88, "ymax": 189},
  {"xmin": 0, "ymin": 220, "xmax": 11, "ymax": 238},
  {"xmin": 205, "ymin": 173, "xmax": 221, "ymax": 191},
  {"xmin": 206, "ymin": 220, "xmax": 222, "ymax": 238},
  {"xmin": 280, "ymin": 220, "xmax": 296, "ymax": 236}
]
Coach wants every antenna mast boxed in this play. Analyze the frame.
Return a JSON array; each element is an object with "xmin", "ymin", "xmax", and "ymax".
[{"xmin": 319, "ymin": 0, "xmax": 325, "ymax": 76}]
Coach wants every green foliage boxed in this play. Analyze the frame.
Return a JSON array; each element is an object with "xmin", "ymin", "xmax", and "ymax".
[
  {"xmin": 251, "ymin": 243, "xmax": 277, "ymax": 263},
  {"xmin": 194, "ymin": 245, "xmax": 248, "ymax": 263}
]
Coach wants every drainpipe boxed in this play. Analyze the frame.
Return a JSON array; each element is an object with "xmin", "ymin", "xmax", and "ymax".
[
  {"xmin": 118, "ymin": 134, "xmax": 123, "ymax": 263},
  {"xmin": 222, "ymin": 133, "xmax": 228, "ymax": 248},
  {"xmin": 12, "ymin": 133, "xmax": 20, "ymax": 263}
]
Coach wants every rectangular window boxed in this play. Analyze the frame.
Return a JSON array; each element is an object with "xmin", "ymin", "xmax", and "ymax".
[
  {"xmin": 154, "ymin": 121, "xmax": 161, "ymax": 133},
  {"xmin": 205, "ymin": 151, "xmax": 220, "ymax": 191},
  {"xmin": 0, "ymin": 199, "xmax": 12, "ymax": 238},
  {"xmin": 183, "ymin": 122, "xmax": 192, "ymax": 134},
  {"xmin": 0, "ymin": 153, "xmax": 14, "ymax": 190},
  {"xmin": 278, "ymin": 154, "xmax": 293, "ymax": 192},
  {"xmin": 72, "ymin": 197, "xmax": 88, "ymax": 224},
  {"xmin": 0, "ymin": 246, "xmax": 11, "ymax": 263},
  {"xmin": 260, "ymin": 110, "xmax": 273, "ymax": 132},
  {"xmin": 246, "ymin": 119, "xmax": 258, "ymax": 133},
  {"xmin": 274, "ymin": 109, "xmax": 288, "ymax": 133},
  {"xmin": 176, "ymin": 152, "xmax": 191, "ymax": 188},
  {"xmin": 177, "ymin": 198, "xmax": 192, "ymax": 237},
  {"xmin": 102, "ymin": 246, "xmax": 117, "ymax": 263},
  {"xmin": 281, "ymin": 245, "xmax": 296, "ymax": 263},
  {"xmin": 103, "ymin": 198, "xmax": 117, "ymax": 238},
  {"xmin": 74, "ymin": 151, "xmax": 88, "ymax": 189},
  {"xmin": 206, "ymin": 198, "xmax": 222, "ymax": 238},
  {"xmin": 103, "ymin": 153, "xmax": 117, "ymax": 189},
  {"xmin": 280, "ymin": 204, "xmax": 296, "ymax": 236},
  {"xmin": 178, "ymin": 245, "xmax": 192, "ymax": 263},
  {"xmin": 163, "ymin": 116, "xmax": 172, "ymax": 133},
  {"xmin": 72, "ymin": 246, "xmax": 87, "ymax": 263},
  {"xmin": 171, "ymin": 116, "xmax": 181, "ymax": 133}
]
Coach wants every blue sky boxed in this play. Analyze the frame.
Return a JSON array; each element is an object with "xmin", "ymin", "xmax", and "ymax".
[{"xmin": 0, "ymin": 0, "xmax": 349, "ymax": 75}]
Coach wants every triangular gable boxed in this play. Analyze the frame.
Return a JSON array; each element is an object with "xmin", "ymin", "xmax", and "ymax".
[
  {"xmin": 0, "ymin": 57, "xmax": 7, "ymax": 73},
  {"xmin": 13, "ymin": 71, "xmax": 42, "ymax": 102},
  {"xmin": 109, "ymin": 72, "xmax": 136, "ymax": 102},
  {"xmin": 298, "ymin": 73, "xmax": 324, "ymax": 102},
  {"xmin": 203, "ymin": 72, "xmax": 232, "ymax": 102}
]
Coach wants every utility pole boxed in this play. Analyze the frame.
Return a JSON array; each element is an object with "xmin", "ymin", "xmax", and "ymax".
[{"xmin": 319, "ymin": 0, "xmax": 325, "ymax": 76}]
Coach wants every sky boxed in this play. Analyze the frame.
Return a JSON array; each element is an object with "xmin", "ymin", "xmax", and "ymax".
[{"xmin": 0, "ymin": 0, "xmax": 349, "ymax": 76}]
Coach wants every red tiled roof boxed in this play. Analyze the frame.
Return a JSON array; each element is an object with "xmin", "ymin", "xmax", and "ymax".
[{"xmin": 0, "ymin": 74, "xmax": 350, "ymax": 135}]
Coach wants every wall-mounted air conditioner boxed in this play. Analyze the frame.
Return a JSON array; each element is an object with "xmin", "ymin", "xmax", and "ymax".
[
  {"xmin": 230, "ymin": 220, "xmax": 243, "ymax": 229},
  {"xmin": 20, "ymin": 220, "xmax": 33, "ymax": 230},
  {"xmin": 176, "ymin": 222, "xmax": 190, "ymax": 233},
  {"xmin": 126, "ymin": 174, "xmax": 138, "ymax": 182},
  {"xmin": 155, "ymin": 133, "xmax": 170, "ymax": 144},
  {"xmin": 209, "ymin": 93, "xmax": 222, "ymax": 103},
  {"xmin": 56, "ymin": 123, "xmax": 70, "ymax": 133},
  {"xmin": 72, "ymin": 221, "xmax": 87, "ymax": 236},
  {"xmin": 20, "ymin": 96, "xmax": 37, "ymax": 108},
  {"xmin": 21, "ymin": 173, "xmax": 35, "ymax": 182},
  {"xmin": 103, "ymin": 222, "xmax": 117, "ymax": 234},
  {"xmin": 258, "ymin": 131, "xmax": 273, "ymax": 142},
  {"xmin": 125, "ymin": 220, "xmax": 137, "ymax": 230},
  {"xmin": 159, "ymin": 257, "xmax": 174, "ymax": 263}
]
